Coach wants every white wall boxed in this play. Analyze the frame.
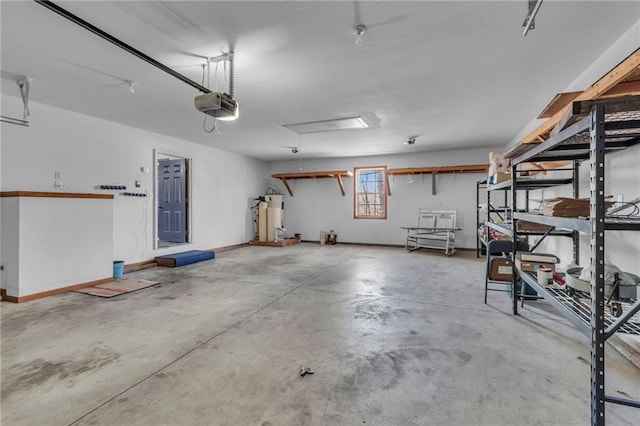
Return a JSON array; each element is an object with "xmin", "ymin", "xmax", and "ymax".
[
  {"xmin": 526, "ymin": 145, "xmax": 640, "ymax": 276},
  {"xmin": 268, "ymin": 148, "xmax": 501, "ymax": 248},
  {"xmin": 1, "ymin": 96, "xmax": 269, "ymax": 265}
]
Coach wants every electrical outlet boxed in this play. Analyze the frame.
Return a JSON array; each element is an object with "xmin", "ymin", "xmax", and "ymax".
[
  {"xmin": 135, "ymin": 180, "xmax": 141, "ymax": 188},
  {"xmin": 54, "ymin": 171, "xmax": 62, "ymax": 188}
]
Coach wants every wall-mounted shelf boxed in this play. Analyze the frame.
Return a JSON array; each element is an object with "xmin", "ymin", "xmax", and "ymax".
[
  {"xmin": 387, "ymin": 164, "xmax": 489, "ymax": 195},
  {"xmin": 386, "ymin": 164, "xmax": 489, "ymax": 175},
  {"xmin": 272, "ymin": 170, "xmax": 353, "ymax": 196}
]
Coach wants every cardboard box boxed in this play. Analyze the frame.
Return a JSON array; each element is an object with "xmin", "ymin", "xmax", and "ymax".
[
  {"xmin": 515, "ymin": 258, "xmax": 556, "ymax": 273},
  {"xmin": 490, "ymin": 258, "xmax": 513, "ymax": 281},
  {"xmin": 516, "ymin": 220, "xmax": 554, "ymax": 232},
  {"xmin": 492, "ymin": 172, "xmax": 510, "ymax": 184}
]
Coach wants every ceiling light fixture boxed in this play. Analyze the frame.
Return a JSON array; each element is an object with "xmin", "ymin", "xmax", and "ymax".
[
  {"xmin": 125, "ymin": 79, "xmax": 137, "ymax": 94},
  {"xmin": 283, "ymin": 116, "xmax": 370, "ymax": 134},
  {"xmin": 522, "ymin": 0, "xmax": 543, "ymax": 36},
  {"xmin": 405, "ymin": 136, "xmax": 417, "ymax": 145},
  {"xmin": 353, "ymin": 24, "xmax": 367, "ymax": 46}
]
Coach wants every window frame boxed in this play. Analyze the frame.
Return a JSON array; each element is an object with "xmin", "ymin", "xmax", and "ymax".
[{"xmin": 353, "ymin": 165, "xmax": 388, "ymax": 220}]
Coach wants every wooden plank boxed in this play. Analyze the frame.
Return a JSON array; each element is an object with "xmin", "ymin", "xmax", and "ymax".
[
  {"xmin": 278, "ymin": 177, "xmax": 293, "ymax": 196},
  {"xmin": 522, "ymin": 48, "xmax": 640, "ymax": 144},
  {"xmin": 600, "ymin": 80, "xmax": 640, "ymax": 98},
  {"xmin": 271, "ymin": 170, "xmax": 353, "ymax": 179},
  {"xmin": 248, "ymin": 238, "xmax": 300, "ymax": 247},
  {"xmin": 0, "ymin": 191, "xmax": 113, "ymax": 199},
  {"xmin": 386, "ymin": 164, "xmax": 489, "ymax": 175},
  {"xmin": 550, "ymin": 94, "xmax": 640, "ymax": 137},
  {"xmin": 336, "ymin": 175, "xmax": 346, "ymax": 196},
  {"xmin": 537, "ymin": 91, "xmax": 582, "ymax": 119}
]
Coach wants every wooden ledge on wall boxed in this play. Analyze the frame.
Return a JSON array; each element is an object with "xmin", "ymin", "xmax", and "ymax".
[
  {"xmin": 386, "ymin": 164, "xmax": 489, "ymax": 196},
  {"xmin": 271, "ymin": 170, "xmax": 353, "ymax": 196},
  {"xmin": 0, "ymin": 191, "xmax": 113, "ymax": 199},
  {"xmin": 386, "ymin": 164, "xmax": 489, "ymax": 175}
]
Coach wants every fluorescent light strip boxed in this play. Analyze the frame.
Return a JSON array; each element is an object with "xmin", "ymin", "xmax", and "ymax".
[{"xmin": 283, "ymin": 116, "xmax": 369, "ymax": 134}]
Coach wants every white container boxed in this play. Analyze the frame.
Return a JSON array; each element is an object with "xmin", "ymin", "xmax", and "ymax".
[
  {"xmin": 320, "ymin": 231, "xmax": 326, "ymax": 245},
  {"xmin": 537, "ymin": 267, "xmax": 553, "ymax": 286},
  {"xmin": 265, "ymin": 194, "xmax": 283, "ymax": 209},
  {"xmin": 267, "ymin": 207, "xmax": 282, "ymax": 242},
  {"xmin": 274, "ymin": 227, "xmax": 285, "ymax": 243}
]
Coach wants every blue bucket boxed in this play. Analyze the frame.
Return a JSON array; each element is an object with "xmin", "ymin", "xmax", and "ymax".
[{"xmin": 113, "ymin": 261, "xmax": 125, "ymax": 279}]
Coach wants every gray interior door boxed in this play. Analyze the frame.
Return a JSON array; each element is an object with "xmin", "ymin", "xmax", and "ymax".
[{"xmin": 157, "ymin": 158, "xmax": 187, "ymax": 243}]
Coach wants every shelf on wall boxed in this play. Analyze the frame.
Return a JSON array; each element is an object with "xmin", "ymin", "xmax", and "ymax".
[
  {"xmin": 387, "ymin": 164, "xmax": 489, "ymax": 195},
  {"xmin": 271, "ymin": 170, "xmax": 353, "ymax": 196},
  {"xmin": 386, "ymin": 164, "xmax": 489, "ymax": 175}
]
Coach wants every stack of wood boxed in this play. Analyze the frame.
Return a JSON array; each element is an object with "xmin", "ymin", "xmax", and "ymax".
[{"xmin": 542, "ymin": 197, "xmax": 613, "ymax": 217}]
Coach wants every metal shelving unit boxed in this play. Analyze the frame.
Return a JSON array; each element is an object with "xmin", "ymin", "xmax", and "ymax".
[
  {"xmin": 510, "ymin": 96, "xmax": 640, "ymax": 424},
  {"xmin": 476, "ymin": 179, "xmax": 510, "ymax": 257},
  {"xmin": 481, "ymin": 176, "xmax": 577, "ymax": 266}
]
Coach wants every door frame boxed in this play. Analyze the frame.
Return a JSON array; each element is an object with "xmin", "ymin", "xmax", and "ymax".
[{"xmin": 153, "ymin": 149, "xmax": 192, "ymax": 249}]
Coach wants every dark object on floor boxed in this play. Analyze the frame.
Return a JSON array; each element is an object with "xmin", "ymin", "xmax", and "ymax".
[
  {"xmin": 155, "ymin": 250, "xmax": 215, "ymax": 267},
  {"xmin": 326, "ymin": 230, "xmax": 337, "ymax": 245},
  {"xmin": 299, "ymin": 366, "xmax": 314, "ymax": 377}
]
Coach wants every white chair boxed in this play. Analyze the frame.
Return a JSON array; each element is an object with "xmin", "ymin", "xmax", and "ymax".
[{"xmin": 403, "ymin": 210, "xmax": 458, "ymax": 255}]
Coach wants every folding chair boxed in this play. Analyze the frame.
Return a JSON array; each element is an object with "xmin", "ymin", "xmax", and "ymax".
[{"xmin": 484, "ymin": 239, "xmax": 529, "ymax": 303}]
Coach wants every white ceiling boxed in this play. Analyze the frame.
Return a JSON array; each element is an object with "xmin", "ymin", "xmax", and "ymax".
[{"xmin": 2, "ymin": 1, "xmax": 639, "ymax": 161}]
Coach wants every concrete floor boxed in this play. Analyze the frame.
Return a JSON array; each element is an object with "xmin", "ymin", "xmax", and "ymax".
[{"xmin": 1, "ymin": 244, "xmax": 639, "ymax": 425}]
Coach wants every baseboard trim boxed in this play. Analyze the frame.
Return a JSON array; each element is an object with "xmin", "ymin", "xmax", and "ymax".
[
  {"xmin": 124, "ymin": 259, "xmax": 157, "ymax": 273},
  {"xmin": 1, "ymin": 277, "xmax": 113, "ymax": 303},
  {"xmin": 212, "ymin": 243, "xmax": 248, "ymax": 253}
]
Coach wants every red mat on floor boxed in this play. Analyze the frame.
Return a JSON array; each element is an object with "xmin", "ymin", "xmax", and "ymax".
[{"xmin": 75, "ymin": 277, "xmax": 160, "ymax": 298}]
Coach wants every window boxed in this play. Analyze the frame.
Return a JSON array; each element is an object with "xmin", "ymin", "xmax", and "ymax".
[{"xmin": 354, "ymin": 166, "xmax": 387, "ymax": 219}]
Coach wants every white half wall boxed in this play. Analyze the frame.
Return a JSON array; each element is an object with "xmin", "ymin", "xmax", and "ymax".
[
  {"xmin": 268, "ymin": 148, "xmax": 502, "ymax": 248},
  {"xmin": 1, "ymin": 195, "xmax": 113, "ymax": 298},
  {"xmin": 1, "ymin": 96, "xmax": 269, "ymax": 265}
]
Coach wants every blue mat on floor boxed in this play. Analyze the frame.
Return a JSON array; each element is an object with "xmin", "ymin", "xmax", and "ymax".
[{"xmin": 155, "ymin": 250, "xmax": 215, "ymax": 267}]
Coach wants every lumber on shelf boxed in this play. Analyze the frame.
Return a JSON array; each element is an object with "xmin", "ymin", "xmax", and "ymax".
[{"xmin": 521, "ymin": 48, "xmax": 640, "ymax": 145}]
